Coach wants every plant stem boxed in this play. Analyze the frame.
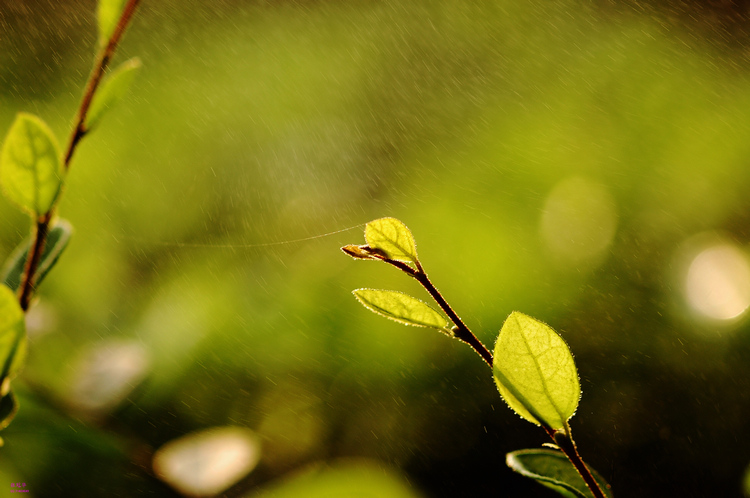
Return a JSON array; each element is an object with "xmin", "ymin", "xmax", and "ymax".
[
  {"xmin": 383, "ymin": 258, "xmax": 494, "ymax": 368},
  {"xmin": 382, "ymin": 257, "xmax": 606, "ymax": 498},
  {"xmin": 549, "ymin": 426, "xmax": 607, "ymax": 498},
  {"xmin": 18, "ymin": 213, "xmax": 51, "ymax": 311},
  {"xmin": 64, "ymin": 0, "xmax": 142, "ymax": 168},
  {"xmin": 17, "ymin": 0, "xmax": 141, "ymax": 311}
]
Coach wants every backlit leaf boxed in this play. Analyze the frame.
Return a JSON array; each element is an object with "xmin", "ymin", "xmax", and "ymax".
[
  {"xmin": 0, "ymin": 113, "xmax": 63, "ymax": 216},
  {"xmin": 364, "ymin": 218, "xmax": 418, "ymax": 264},
  {"xmin": 86, "ymin": 58, "xmax": 142, "ymax": 130},
  {"xmin": 507, "ymin": 449, "xmax": 613, "ymax": 498},
  {"xmin": 2, "ymin": 218, "xmax": 73, "ymax": 292},
  {"xmin": 353, "ymin": 289, "xmax": 448, "ymax": 330},
  {"xmin": 97, "ymin": 0, "xmax": 127, "ymax": 46},
  {"xmin": 493, "ymin": 311, "xmax": 580, "ymax": 430}
]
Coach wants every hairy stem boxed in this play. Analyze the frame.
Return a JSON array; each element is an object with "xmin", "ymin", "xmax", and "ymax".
[
  {"xmin": 17, "ymin": 0, "xmax": 141, "ymax": 311},
  {"xmin": 549, "ymin": 426, "xmax": 607, "ymax": 498},
  {"xmin": 383, "ymin": 257, "xmax": 605, "ymax": 497},
  {"xmin": 383, "ymin": 258, "xmax": 494, "ymax": 368}
]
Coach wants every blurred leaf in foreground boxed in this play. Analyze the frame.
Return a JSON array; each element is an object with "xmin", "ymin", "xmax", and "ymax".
[
  {"xmin": 0, "ymin": 113, "xmax": 64, "ymax": 216},
  {"xmin": 2, "ymin": 219, "xmax": 73, "ymax": 292},
  {"xmin": 86, "ymin": 58, "xmax": 142, "ymax": 131}
]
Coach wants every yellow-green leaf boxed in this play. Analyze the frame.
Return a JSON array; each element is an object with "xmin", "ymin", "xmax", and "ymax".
[
  {"xmin": 353, "ymin": 289, "xmax": 448, "ymax": 330},
  {"xmin": 493, "ymin": 312, "xmax": 580, "ymax": 430},
  {"xmin": 364, "ymin": 218, "xmax": 418, "ymax": 264},
  {"xmin": 506, "ymin": 449, "xmax": 613, "ymax": 498},
  {"xmin": 86, "ymin": 58, "xmax": 142, "ymax": 130},
  {"xmin": 0, "ymin": 113, "xmax": 63, "ymax": 216},
  {"xmin": 97, "ymin": 0, "xmax": 127, "ymax": 46},
  {"xmin": 0, "ymin": 285, "xmax": 26, "ymax": 385}
]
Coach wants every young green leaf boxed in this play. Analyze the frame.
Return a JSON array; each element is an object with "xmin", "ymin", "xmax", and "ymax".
[
  {"xmin": 364, "ymin": 218, "xmax": 418, "ymax": 264},
  {"xmin": 0, "ymin": 285, "xmax": 27, "ymax": 387},
  {"xmin": 353, "ymin": 289, "xmax": 449, "ymax": 330},
  {"xmin": 493, "ymin": 311, "xmax": 580, "ymax": 430},
  {"xmin": 86, "ymin": 58, "xmax": 142, "ymax": 131},
  {"xmin": 0, "ymin": 113, "xmax": 64, "ymax": 216},
  {"xmin": 97, "ymin": 0, "xmax": 127, "ymax": 46},
  {"xmin": 2, "ymin": 218, "xmax": 73, "ymax": 292},
  {"xmin": 0, "ymin": 391, "xmax": 18, "ymax": 431},
  {"xmin": 506, "ymin": 449, "xmax": 613, "ymax": 498},
  {"xmin": 341, "ymin": 244, "xmax": 380, "ymax": 260}
]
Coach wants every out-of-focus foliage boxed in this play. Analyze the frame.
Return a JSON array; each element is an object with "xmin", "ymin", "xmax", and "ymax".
[
  {"xmin": 2, "ymin": 0, "xmax": 750, "ymax": 496},
  {"xmin": 86, "ymin": 57, "xmax": 142, "ymax": 131},
  {"xmin": 0, "ymin": 113, "xmax": 63, "ymax": 216},
  {"xmin": 2, "ymin": 219, "xmax": 72, "ymax": 292}
]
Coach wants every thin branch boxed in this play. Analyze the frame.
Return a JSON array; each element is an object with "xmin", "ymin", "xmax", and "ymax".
[
  {"xmin": 382, "ymin": 258, "xmax": 494, "ymax": 368},
  {"xmin": 552, "ymin": 428, "xmax": 607, "ymax": 498},
  {"xmin": 18, "ymin": 0, "xmax": 141, "ymax": 311},
  {"xmin": 382, "ymin": 256, "xmax": 604, "ymax": 497},
  {"xmin": 64, "ymin": 0, "xmax": 142, "ymax": 168},
  {"xmin": 18, "ymin": 214, "xmax": 51, "ymax": 311}
]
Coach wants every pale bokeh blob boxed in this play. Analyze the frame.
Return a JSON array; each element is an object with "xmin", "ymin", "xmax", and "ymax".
[
  {"xmin": 153, "ymin": 426, "xmax": 261, "ymax": 497},
  {"xmin": 685, "ymin": 243, "xmax": 750, "ymax": 321},
  {"xmin": 540, "ymin": 176, "xmax": 618, "ymax": 266}
]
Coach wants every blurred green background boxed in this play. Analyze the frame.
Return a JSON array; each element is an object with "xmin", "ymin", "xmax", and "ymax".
[{"xmin": 3, "ymin": 0, "xmax": 750, "ymax": 496}]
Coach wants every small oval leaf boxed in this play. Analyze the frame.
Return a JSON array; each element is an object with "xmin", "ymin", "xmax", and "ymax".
[
  {"xmin": 507, "ymin": 449, "xmax": 613, "ymax": 498},
  {"xmin": 97, "ymin": 0, "xmax": 127, "ymax": 46},
  {"xmin": 0, "ymin": 113, "xmax": 64, "ymax": 216},
  {"xmin": 364, "ymin": 218, "xmax": 418, "ymax": 264},
  {"xmin": 353, "ymin": 289, "xmax": 448, "ymax": 330},
  {"xmin": 86, "ymin": 57, "xmax": 142, "ymax": 130},
  {"xmin": 0, "ymin": 285, "xmax": 26, "ymax": 385},
  {"xmin": 493, "ymin": 312, "xmax": 580, "ymax": 430},
  {"xmin": 2, "ymin": 218, "xmax": 73, "ymax": 292}
]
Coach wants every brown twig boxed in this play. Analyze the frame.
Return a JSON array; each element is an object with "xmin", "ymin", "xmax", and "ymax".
[
  {"xmin": 553, "ymin": 426, "xmax": 607, "ymax": 498},
  {"xmin": 382, "ymin": 258, "xmax": 494, "ymax": 368},
  {"xmin": 18, "ymin": 0, "xmax": 141, "ymax": 311},
  {"xmin": 382, "ymin": 255, "xmax": 605, "ymax": 498}
]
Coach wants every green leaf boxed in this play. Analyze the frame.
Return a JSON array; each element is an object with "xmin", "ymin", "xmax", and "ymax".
[
  {"xmin": 2, "ymin": 219, "xmax": 73, "ymax": 292},
  {"xmin": 0, "ymin": 391, "xmax": 18, "ymax": 431},
  {"xmin": 364, "ymin": 218, "xmax": 418, "ymax": 264},
  {"xmin": 86, "ymin": 58, "xmax": 142, "ymax": 131},
  {"xmin": 493, "ymin": 311, "xmax": 580, "ymax": 430},
  {"xmin": 353, "ymin": 289, "xmax": 448, "ymax": 330},
  {"xmin": 0, "ymin": 113, "xmax": 64, "ymax": 216},
  {"xmin": 507, "ymin": 449, "xmax": 613, "ymax": 498},
  {"xmin": 97, "ymin": 0, "xmax": 127, "ymax": 45},
  {"xmin": 0, "ymin": 285, "xmax": 26, "ymax": 385}
]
